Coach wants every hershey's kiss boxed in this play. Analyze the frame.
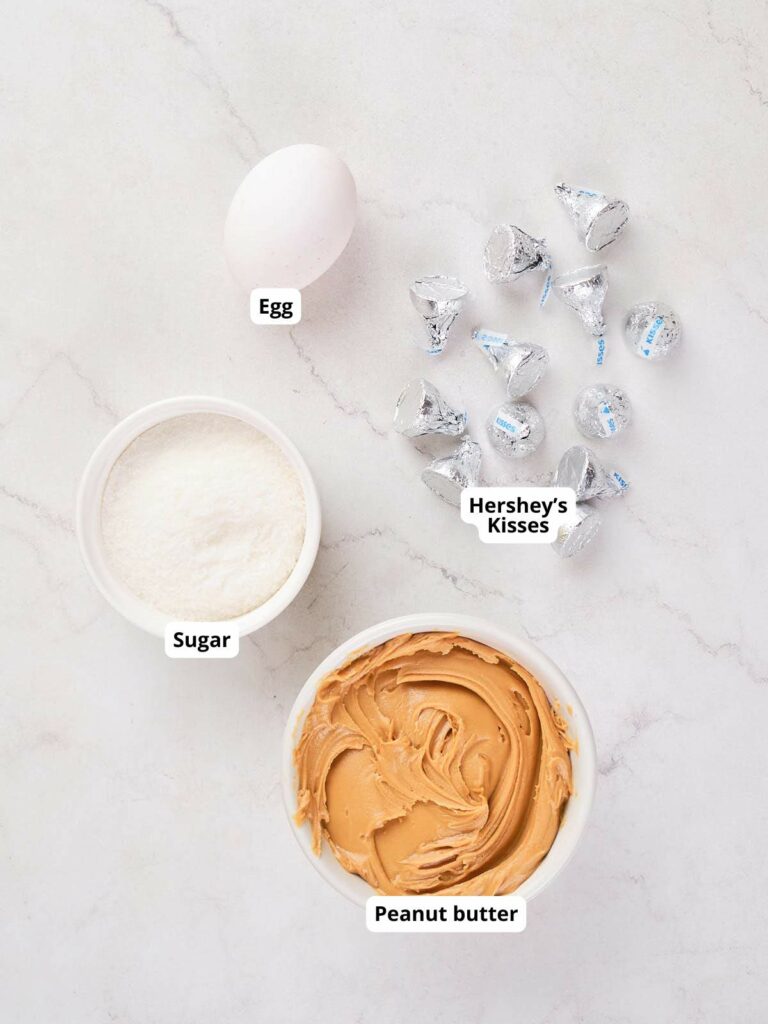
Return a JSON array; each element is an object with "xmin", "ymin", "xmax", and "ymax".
[
  {"xmin": 421, "ymin": 437, "xmax": 482, "ymax": 506},
  {"xmin": 472, "ymin": 328, "xmax": 550, "ymax": 399},
  {"xmin": 573, "ymin": 383, "xmax": 632, "ymax": 439},
  {"xmin": 486, "ymin": 401, "xmax": 545, "ymax": 459},
  {"xmin": 554, "ymin": 183, "xmax": 629, "ymax": 252},
  {"xmin": 483, "ymin": 225, "xmax": 551, "ymax": 286},
  {"xmin": 552, "ymin": 503, "xmax": 602, "ymax": 558},
  {"xmin": 553, "ymin": 264, "xmax": 609, "ymax": 366},
  {"xmin": 624, "ymin": 302, "xmax": 681, "ymax": 361},
  {"xmin": 553, "ymin": 444, "xmax": 629, "ymax": 500},
  {"xmin": 410, "ymin": 275, "xmax": 468, "ymax": 355},
  {"xmin": 393, "ymin": 379, "xmax": 467, "ymax": 438}
]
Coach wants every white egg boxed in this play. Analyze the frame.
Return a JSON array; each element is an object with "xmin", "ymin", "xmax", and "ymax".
[{"xmin": 224, "ymin": 144, "xmax": 356, "ymax": 292}]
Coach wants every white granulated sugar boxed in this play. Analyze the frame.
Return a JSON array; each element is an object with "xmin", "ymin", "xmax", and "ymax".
[{"xmin": 101, "ymin": 413, "xmax": 306, "ymax": 620}]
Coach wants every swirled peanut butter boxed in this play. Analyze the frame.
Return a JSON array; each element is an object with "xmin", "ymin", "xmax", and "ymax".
[{"xmin": 294, "ymin": 632, "xmax": 573, "ymax": 895}]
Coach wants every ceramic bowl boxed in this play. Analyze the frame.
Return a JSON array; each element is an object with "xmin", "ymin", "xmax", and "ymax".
[
  {"xmin": 283, "ymin": 613, "xmax": 597, "ymax": 905},
  {"xmin": 77, "ymin": 395, "xmax": 321, "ymax": 637}
]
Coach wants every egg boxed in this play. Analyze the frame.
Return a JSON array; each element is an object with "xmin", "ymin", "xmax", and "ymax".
[{"xmin": 224, "ymin": 144, "xmax": 356, "ymax": 292}]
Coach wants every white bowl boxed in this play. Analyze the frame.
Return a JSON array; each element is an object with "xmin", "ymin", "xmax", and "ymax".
[
  {"xmin": 76, "ymin": 396, "xmax": 321, "ymax": 637},
  {"xmin": 283, "ymin": 613, "xmax": 596, "ymax": 905}
]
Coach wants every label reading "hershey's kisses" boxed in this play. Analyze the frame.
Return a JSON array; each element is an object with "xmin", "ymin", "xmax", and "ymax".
[
  {"xmin": 164, "ymin": 623, "xmax": 239, "ymax": 659},
  {"xmin": 366, "ymin": 896, "xmax": 527, "ymax": 933},
  {"xmin": 250, "ymin": 288, "xmax": 302, "ymax": 325},
  {"xmin": 461, "ymin": 486, "xmax": 577, "ymax": 543}
]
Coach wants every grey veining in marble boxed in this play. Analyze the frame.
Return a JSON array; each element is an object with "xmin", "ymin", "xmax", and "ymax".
[{"xmin": 1, "ymin": 1, "xmax": 767, "ymax": 1021}]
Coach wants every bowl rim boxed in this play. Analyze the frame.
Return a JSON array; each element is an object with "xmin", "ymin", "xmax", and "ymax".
[
  {"xmin": 76, "ymin": 395, "xmax": 321, "ymax": 637},
  {"xmin": 282, "ymin": 613, "xmax": 597, "ymax": 906}
]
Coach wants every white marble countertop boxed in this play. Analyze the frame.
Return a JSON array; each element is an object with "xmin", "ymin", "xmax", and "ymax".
[{"xmin": 2, "ymin": 1, "xmax": 767, "ymax": 1020}]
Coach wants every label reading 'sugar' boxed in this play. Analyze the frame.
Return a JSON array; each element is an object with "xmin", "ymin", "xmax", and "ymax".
[
  {"xmin": 164, "ymin": 622, "xmax": 239, "ymax": 658},
  {"xmin": 461, "ymin": 486, "xmax": 577, "ymax": 544}
]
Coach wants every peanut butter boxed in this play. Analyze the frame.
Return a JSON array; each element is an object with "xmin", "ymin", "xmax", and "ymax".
[{"xmin": 294, "ymin": 632, "xmax": 573, "ymax": 895}]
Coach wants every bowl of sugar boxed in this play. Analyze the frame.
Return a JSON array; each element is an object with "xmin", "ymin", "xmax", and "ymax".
[{"xmin": 77, "ymin": 396, "xmax": 321, "ymax": 637}]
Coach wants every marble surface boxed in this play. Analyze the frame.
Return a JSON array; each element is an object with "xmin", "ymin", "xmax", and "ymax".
[{"xmin": 2, "ymin": 1, "xmax": 767, "ymax": 1020}]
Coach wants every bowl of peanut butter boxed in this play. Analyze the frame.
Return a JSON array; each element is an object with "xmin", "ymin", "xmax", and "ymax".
[{"xmin": 282, "ymin": 614, "xmax": 597, "ymax": 905}]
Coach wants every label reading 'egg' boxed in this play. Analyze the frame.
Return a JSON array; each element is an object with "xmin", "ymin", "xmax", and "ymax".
[{"xmin": 250, "ymin": 288, "xmax": 302, "ymax": 325}]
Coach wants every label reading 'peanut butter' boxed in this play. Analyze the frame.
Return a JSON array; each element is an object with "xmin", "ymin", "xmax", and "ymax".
[{"xmin": 366, "ymin": 895, "xmax": 527, "ymax": 933}]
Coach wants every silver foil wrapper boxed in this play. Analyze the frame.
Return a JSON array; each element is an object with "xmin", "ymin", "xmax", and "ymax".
[
  {"xmin": 472, "ymin": 328, "xmax": 549, "ymax": 399},
  {"xmin": 410, "ymin": 275, "xmax": 468, "ymax": 355},
  {"xmin": 624, "ymin": 302, "xmax": 681, "ymax": 361},
  {"xmin": 554, "ymin": 183, "xmax": 629, "ymax": 252},
  {"xmin": 486, "ymin": 401, "xmax": 545, "ymax": 459},
  {"xmin": 552, "ymin": 503, "xmax": 602, "ymax": 558},
  {"xmin": 421, "ymin": 437, "xmax": 482, "ymax": 506},
  {"xmin": 573, "ymin": 383, "xmax": 632, "ymax": 439},
  {"xmin": 553, "ymin": 444, "xmax": 629, "ymax": 500},
  {"xmin": 553, "ymin": 264, "xmax": 609, "ymax": 366},
  {"xmin": 393, "ymin": 379, "xmax": 467, "ymax": 438},
  {"xmin": 483, "ymin": 225, "xmax": 551, "ymax": 288}
]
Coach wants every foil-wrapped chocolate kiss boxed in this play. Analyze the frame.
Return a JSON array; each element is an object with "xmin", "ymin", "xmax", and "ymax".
[
  {"xmin": 393, "ymin": 379, "xmax": 467, "ymax": 438},
  {"xmin": 421, "ymin": 437, "xmax": 482, "ymax": 506},
  {"xmin": 410, "ymin": 275, "xmax": 468, "ymax": 355},
  {"xmin": 472, "ymin": 327, "xmax": 550, "ymax": 399},
  {"xmin": 553, "ymin": 444, "xmax": 629, "ymax": 500},
  {"xmin": 554, "ymin": 264, "xmax": 609, "ymax": 366},
  {"xmin": 483, "ymin": 224, "xmax": 552, "ymax": 305},
  {"xmin": 554, "ymin": 183, "xmax": 629, "ymax": 252},
  {"xmin": 552, "ymin": 503, "xmax": 602, "ymax": 558}
]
